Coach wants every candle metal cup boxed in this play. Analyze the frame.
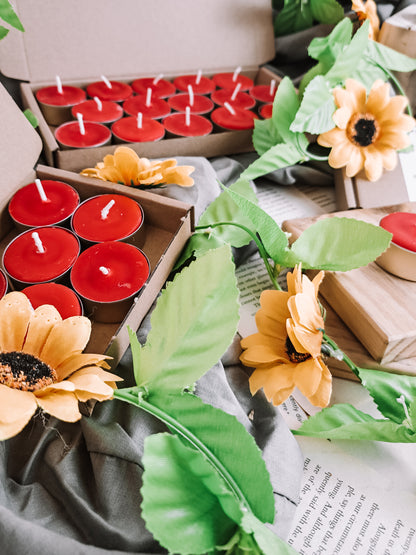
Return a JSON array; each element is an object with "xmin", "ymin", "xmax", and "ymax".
[
  {"xmin": 55, "ymin": 121, "xmax": 112, "ymax": 150},
  {"xmin": 0, "ymin": 268, "xmax": 8, "ymax": 299},
  {"xmin": 35, "ymin": 85, "xmax": 87, "ymax": 126},
  {"xmin": 376, "ymin": 242, "xmax": 416, "ymax": 281},
  {"xmin": 111, "ymin": 116, "xmax": 165, "ymax": 144},
  {"xmin": 163, "ymin": 112, "xmax": 213, "ymax": 138},
  {"xmin": 22, "ymin": 283, "xmax": 84, "ymax": 318}
]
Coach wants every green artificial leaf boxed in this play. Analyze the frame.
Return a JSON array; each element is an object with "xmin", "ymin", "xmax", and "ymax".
[
  {"xmin": 141, "ymin": 433, "xmax": 239, "ymax": 554},
  {"xmin": 241, "ymin": 512, "xmax": 299, "ymax": 555},
  {"xmin": 294, "ymin": 403, "xmax": 416, "ymax": 442},
  {"xmin": 23, "ymin": 109, "xmax": 38, "ymax": 128},
  {"xmin": 173, "ymin": 227, "xmax": 226, "ymax": 271},
  {"xmin": 253, "ymin": 117, "xmax": 282, "ymax": 156},
  {"xmin": 0, "ymin": 24, "xmax": 8, "ymax": 39},
  {"xmin": 298, "ymin": 61, "xmax": 327, "ymax": 98},
  {"xmin": 148, "ymin": 391, "xmax": 276, "ymax": 525},
  {"xmin": 138, "ymin": 246, "xmax": 240, "ymax": 391},
  {"xmin": 290, "ymin": 75, "xmax": 336, "ymax": 133},
  {"xmin": 128, "ymin": 327, "xmax": 143, "ymax": 386},
  {"xmin": 409, "ymin": 399, "xmax": 416, "ymax": 432},
  {"xmin": 222, "ymin": 186, "xmax": 289, "ymax": 263},
  {"xmin": 270, "ymin": 76, "xmax": 300, "ymax": 144},
  {"xmin": 0, "ymin": 0, "xmax": 24, "ymax": 31},
  {"xmin": 239, "ymin": 142, "xmax": 305, "ymax": 182},
  {"xmin": 310, "ymin": 0, "xmax": 344, "ymax": 25},
  {"xmin": 274, "ymin": 0, "xmax": 314, "ymax": 36},
  {"xmin": 286, "ymin": 217, "xmax": 392, "ymax": 271},
  {"xmin": 365, "ymin": 40, "xmax": 416, "ymax": 73}
]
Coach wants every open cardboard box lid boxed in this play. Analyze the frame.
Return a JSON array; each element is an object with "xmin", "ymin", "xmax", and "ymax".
[{"xmin": 0, "ymin": 0, "xmax": 275, "ymax": 83}]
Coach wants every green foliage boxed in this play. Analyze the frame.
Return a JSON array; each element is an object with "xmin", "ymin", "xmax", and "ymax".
[
  {"xmin": 290, "ymin": 76, "xmax": 336, "ymax": 134},
  {"xmin": 23, "ymin": 109, "xmax": 38, "ymax": 128},
  {"xmin": 274, "ymin": 0, "xmax": 343, "ymax": 37},
  {"xmin": 0, "ymin": 0, "xmax": 24, "ymax": 39}
]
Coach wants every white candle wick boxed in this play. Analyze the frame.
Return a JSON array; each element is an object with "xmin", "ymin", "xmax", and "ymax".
[
  {"xmin": 76, "ymin": 112, "xmax": 86, "ymax": 135},
  {"xmin": 99, "ymin": 266, "xmax": 110, "ymax": 275},
  {"xmin": 231, "ymin": 82, "xmax": 242, "ymax": 101},
  {"xmin": 93, "ymin": 96, "xmax": 103, "ymax": 111},
  {"xmin": 153, "ymin": 73, "xmax": 163, "ymax": 85},
  {"xmin": 35, "ymin": 179, "xmax": 48, "ymax": 203},
  {"xmin": 232, "ymin": 66, "xmax": 242, "ymax": 82},
  {"xmin": 137, "ymin": 112, "xmax": 143, "ymax": 129},
  {"xmin": 101, "ymin": 199, "xmax": 115, "ymax": 220},
  {"xmin": 101, "ymin": 74, "xmax": 112, "ymax": 89},
  {"xmin": 196, "ymin": 69, "xmax": 202, "ymax": 84},
  {"xmin": 224, "ymin": 102, "xmax": 236, "ymax": 116},
  {"xmin": 55, "ymin": 75, "xmax": 63, "ymax": 94},
  {"xmin": 270, "ymin": 79, "xmax": 276, "ymax": 96},
  {"xmin": 32, "ymin": 231, "xmax": 45, "ymax": 254},
  {"xmin": 187, "ymin": 84, "xmax": 194, "ymax": 106},
  {"xmin": 185, "ymin": 106, "xmax": 191, "ymax": 126},
  {"xmin": 146, "ymin": 87, "xmax": 152, "ymax": 107}
]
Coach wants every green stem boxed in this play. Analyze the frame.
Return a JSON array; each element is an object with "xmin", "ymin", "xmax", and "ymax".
[
  {"xmin": 195, "ymin": 222, "xmax": 281, "ymax": 290},
  {"xmin": 322, "ymin": 332, "xmax": 360, "ymax": 378},
  {"xmin": 113, "ymin": 388, "xmax": 251, "ymax": 510}
]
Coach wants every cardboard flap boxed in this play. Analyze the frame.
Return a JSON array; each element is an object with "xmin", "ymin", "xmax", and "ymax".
[{"xmin": 0, "ymin": 0, "xmax": 275, "ymax": 83}]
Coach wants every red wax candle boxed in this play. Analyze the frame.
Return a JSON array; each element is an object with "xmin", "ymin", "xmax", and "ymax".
[
  {"xmin": 22, "ymin": 283, "xmax": 83, "ymax": 319},
  {"xmin": 123, "ymin": 91, "xmax": 170, "ymax": 120},
  {"xmin": 173, "ymin": 72, "xmax": 215, "ymax": 95},
  {"xmin": 0, "ymin": 269, "xmax": 8, "ymax": 299},
  {"xmin": 250, "ymin": 80, "xmax": 278, "ymax": 104},
  {"xmin": 3, "ymin": 227, "xmax": 80, "ymax": 286},
  {"xmin": 55, "ymin": 117, "xmax": 111, "ymax": 149},
  {"xmin": 380, "ymin": 212, "xmax": 416, "ymax": 252},
  {"xmin": 168, "ymin": 91, "xmax": 213, "ymax": 115},
  {"xmin": 212, "ymin": 68, "xmax": 254, "ymax": 92},
  {"xmin": 112, "ymin": 114, "xmax": 165, "ymax": 143},
  {"xmin": 131, "ymin": 75, "xmax": 176, "ymax": 98},
  {"xmin": 71, "ymin": 98, "xmax": 123, "ymax": 124},
  {"xmin": 86, "ymin": 77, "xmax": 132, "ymax": 102},
  {"xmin": 163, "ymin": 109, "xmax": 213, "ymax": 137},
  {"xmin": 211, "ymin": 85, "xmax": 256, "ymax": 110},
  {"xmin": 9, "ymin": 179, "xmax": 80, "ymax": 229},
  {"xmin": 259, "ymin": 103, "xmax": 273, "ymax": 119},
  {"xmin": 211, "ymin": 103, "xmax": 258, "ymax": 130},
  {"xmin": 35, "ymin": 78, "xmax": 87, "ymax": 125},
  {"xmin": 71, "ymin": 194, "xmax": 145, "ymax": 244}
]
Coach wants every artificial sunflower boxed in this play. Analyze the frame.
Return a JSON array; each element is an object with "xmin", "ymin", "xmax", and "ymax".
[
  {"xmin": 317, "ymin": 78, "xmax": 415, "ymax": 182},
  {"xmin": 0, "ymin": 292, "xmax": 122, "ymax": 440},
  {"xmin": 352, "ymin": 0, "xmax": 380, "ymax": 41},
  {"xmin": 240, "ymin": 266, "xmax": 332, "ymax": 407},
  {"xmin": 81, "ymin": 146, "xmax": 195, "ymax": 187}
]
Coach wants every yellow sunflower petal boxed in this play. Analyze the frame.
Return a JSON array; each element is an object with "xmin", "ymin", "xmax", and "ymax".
[
  {"xmin": 307, "ymin": 363, "xmax": 332, "ymax": 407},
  {"xmin": 333, "ymin": 106, "xmax": 353, "ymax": 130},
  {"xmin": 287, "ymin": 321, "xmax": 323, "ymax": 358},
  {"xmin": 41, "ymin": 380, "xmax": 76, "ymax": 393},
  {"xmin": 312, "ymin": 271, "xmax": 325, "ymax": 297},
  {"xmin": 240, "ymin": 342, "xmax": 287, "ymax": 368},
  {"xmin": 255, "ymin": 309, "xmax": 288, "ymax": 339},
  {"xmin": 288, "ymin": 293, "xmax": 324, "ymax": 333},
  {"xmin": 67, "ymin": 368, "xmax": 116, "ymax": 402},
  {"xmin": 102, "ymin": 154, "xmax": 116, "ymax": 167},
  {"xmin": 55, "ymin": 353, "xmax": 112, "ymax": 381},
  {"xmin": 249, "ymin": 363, "xmax": 295, "ymax": 403},
  {"xmin": 364, "ymin": 147, "xmax": 384, "ymax": 181},
  {"xmin": 113, "ymin": 146, "xmax": 141, "ymax": 184},
  {"xmin": 35, "ymin": 390, "xmax": 81, "ymax": 422},
  {"xmin": 71, "ymin": 365, "xmax": 122, "ymax": 382},
  {"xmin": 377, "ymin": 146, "xmax": 398, "ymax": 171},
  {"xmin": 327, "ymin": 141, "xmax": 355, "ymax": 168},
  {"xmin": 286, "ymin": 265, "xmax": 302, "ymax": 296},
  {"xmin": 80, "ymin": 169, "xmax": 105, "ymax": 180},
  {"xmin": 0, "ymin": 292, "xmax": 32, "ymax": 352},
  {"xmin": 40, "ymin": 316, "xmax": 92, "ymax": 370},
  {"xmin": 333, "ymin": 88, "xmax": 357, "ymax": 115},
  {"xmin": 23, "ymin": 304, "xmax": 62, "ymax": 358},
  {"xmin": 0, "ymin": 384, "xmax": 37, "ymax": 424},
  {"xmin": 317, "ymin": 128, "xmax": 348, "ymax": 148},
  {"xmin": 344, "ymin": 79, "xmax": 367, "ymax": 113},
  {"xmin": 379, "ymin": 129, "xmax": 412, "ymax": 150},
  {"xmin": 345, "ymin": 147, "xmax": 365, "ymax": 177},
  {"xmin": 366, "ymin": 81, "xmax": 391, "ymax": 114},
  {"xmin": 294, "ymin": 357, "xmax": 324, "ymax": 399},
  {"xmin": 163, "ymin": 167, "xmax": 195, "ymax": 187},
  {"xmin": 96, "ymin": 166, "xmax": 125, "ymax": 184},
  {"xmin": 159, "ymin": 159, "xmax": 178, "ymax": 170}
]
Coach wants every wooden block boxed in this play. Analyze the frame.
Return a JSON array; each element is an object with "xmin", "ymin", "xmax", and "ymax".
[{"xmin": 282, "ymin": 201, "xmax": 416, "ymax": 366}]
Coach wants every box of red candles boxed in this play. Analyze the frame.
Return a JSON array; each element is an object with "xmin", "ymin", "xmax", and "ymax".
[
  {"xmin": 0, "ymin": 83, "xmax": 194, "ymax": 369},
  {"xmin": 0, "ymin": 0, "xmax": 278, "ymax": 172}
]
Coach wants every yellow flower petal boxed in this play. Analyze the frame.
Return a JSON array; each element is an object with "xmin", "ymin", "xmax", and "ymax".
[
  {"xmin": 333, "ymin": 106, "xmax": 353, "ymax": 130},
  {"xmin": 249, "ymin": 363, "xmax": 295, "ymax": 403},
  {"xmin": 23, "ymin": 304, "xmax": 62, "ymax": 358},
  {"xmin": 366, "ymin": 81, "xmax": 391, "ymax": 114},
  {"xmin": 55, "ymin": 353, "xmax": 112, "ymax": 381},
  {"xmin": 113, "ymin": 146, "xmax": 141, "ymax": 185},
  {"xmin": 317, "ymin": 128, "xmax": 348, "ymax": 148},
  {"xmin": 0, "ymin": 384, "xmax": 37, "ymax": 424},
  {"xmin": 40, "ymin": 316, "xmax": 92, "ymax": 369},
  {"xmin": 345, "ymin": 147, "xmax": 365, "ymax": 177},
  {"xmin": 294, "ymin": 358, "xmax": 324, "ymax": 399},
  {"xmin": 67, "ymin": 369, "xmax": 115, "ymax": 402},
  {"xmin": 327, "ymin": 141, "xmax": 355, "ymax": 168},
  {"xmin": 307, "ymin": 363, "xmax": 332, "ymax": 407},
  {"xmin": 364, "ymin": 146, "xmax": 384, "ymax": 181},
  {"xmin": 0, "ymin": 292, "xmax": 32, "ymax": 352},
  {"xmin": 344, "ymin": 79, "xmax": 367, "ymax": 112},
  {"xmin": 35, "ymin": 390, "xmax": 81, "ymax": 422}
]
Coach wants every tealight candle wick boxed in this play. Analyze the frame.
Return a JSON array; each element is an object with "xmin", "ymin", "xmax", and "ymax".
[
  {"xmin": 224, "ymin": 101, "xmax": 236, "ymax": 116},
  {"xmin": 196, "ymin": 69, "xmax": 202, "ymax": 85},
  {"xmin": 32, "ymin": 231, "xmax": 45, "ymax": 254},
  {"xmin": 76, "ymin": 112, "xmax": 86, "ymax": 135},
  {"xmin": 146, "ymin": 87, "xmax": 152, "ymax": 107},
  {"xmin": 270, "ymin": 79, "xmax": 276, "ymax": 96},
  {"xmin": 99, "ymin": 266, "xmax": 110, "ymax": 275},
  {"xmin": 153, "ymin": 73, "xmax": 163, "ymax": 85},
  {"xmin": 231, "ymin": 82, "xmax": 242, "ymax": 101},
  {"xmin": 55, "ymin": 75, "xmax": 63, "ymax": 95},
  {"xmin": 232, "ymin": 66, "xmax": 242, "ymax": 82},
  {"xmin": 137, "ymin": 112, "xmax": 143, "ymax": 129},
  {"xmin": 101, "ymin": 199, "xmax": 115, "ymax": 220},
  {"xmin": 93, "ymin": 96, "xmax": 103, "ymax": 111},
  {"xmin": 35, "ymin": 179, "xmax": 49, "ymax": 203},
  {"xmin": 187, "ymin": 84, "xmax": 194, "ymax": 107},
  {"xmin": 185, "ymin": 106, "xmax": 191, "ymax": 127},
  {"xmin": 101, "ymin": 75, "xmax": 112, "ymax": 89}
]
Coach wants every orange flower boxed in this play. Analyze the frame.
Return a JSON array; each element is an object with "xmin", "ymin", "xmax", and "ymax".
[
  {"xmin": 240, "ymin": 267, "xmax": 332, "ymax": 407},
  {"xmin": 0, "ymin": 292, "xmax": 122, "ymax": 440},
  {"xmin": 352, "ymin": 0, "xmax": 380, "ymax": 41},
  {"xmin": 318, "ymin": 79, "xmax": 415, "ymax": 182}
]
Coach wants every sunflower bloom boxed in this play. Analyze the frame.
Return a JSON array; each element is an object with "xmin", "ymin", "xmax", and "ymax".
[
  {"xmin": 81, "ymin": 146, "xmax": 194, "ymax": 187},
  {"xmin": 352, "ymin": 0, "xmax": 380, "ymax": 41},
  {"xmin": 0, "ymin": 292, "xmax": 122, "ymax": 440},
  {"xmin": 318, "ymin": 79, "xmax": 415, "ymax": 182},
  {"xmin": 240, "ymin": 266, "xmax": 332, "ymax": 408}
]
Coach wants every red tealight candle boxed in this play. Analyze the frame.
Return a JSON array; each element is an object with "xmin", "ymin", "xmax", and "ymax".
[
  {"xmin": 70, "ymin": 241, "xmax": 150, "ymax": 323},
  {"xmin": 86, "ymin": 75, "xmax": 132, "ymax": 102},
  {"xmin": 55, "ymin": 113, "xmax": 112, "ymax": 149},
  {"xmin": 3, "ymin": 227, "xmax": 80, "ymax": 286},
  {"xmin": 211, "ymin": 82, "xmax": 255, "ymax": 110},
  {"xmin": 211, "ymin": 102, "xmax": 258, "ymax": 131},
  {"xmin": 259, "ymin": 103, "xmax": 273, "ymax": 119},
  {"xmin": 71, "ymin": 194, "xmax": 145, "ymax": 245},
  {"xmin": 123, "ymin": 89, "xmax": 170, "ymax": 119},
  {"xmin": 376, "ymin": 212, "xmax": 416, "ymax": 281},
  {"xmin": 36, "ymin": 76, "xmax": 86, "ymax": 125},
  {"xmin": 163, "ymin": 106, "xmax": 213, "ymax": 137},
  {"xmin": 112, "ymin": 113, "xmax": 165, "ymax": 143},
  {"xmin": 131, "ymin": 74, "xmax": 176, "ymax": 98},
  {"xmin": 168, "ymin": 85, "xmax": 214, "ymax": 115},
  {"xmin": 250, "ymin": 80, "xmax": 278, "ymax": 104},
  {"xmin": 173, "ymin": 71, "xmax": 215, "ymax": 95},
  {"xmin": 71, "ymin": 97, "xmax": 123, "ymax": 125},
  {"xmin": 9, "ymin": 179, "xmax": 80, "ymax": 230},
  {"xmin": 0, "ymin": 269, "xmax": 8, "ymax": 299},
  {"xmin": 212, "ymin": 67, "xmax": 254, "ymax": 92},
  {"xmin": 22, "ymin": 283, "xmax": 83, "ymax": 319}
]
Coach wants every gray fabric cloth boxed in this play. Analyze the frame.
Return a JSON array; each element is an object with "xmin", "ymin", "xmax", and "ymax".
[{"xmin": 0, "ymin": 156, "xmax": 303, "ymax": 554}]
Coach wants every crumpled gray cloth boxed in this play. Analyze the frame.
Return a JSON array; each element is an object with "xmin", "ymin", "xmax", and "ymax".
[{"xmin": 0, "ymin": 156, "xmax": 303, "ymax": 554}]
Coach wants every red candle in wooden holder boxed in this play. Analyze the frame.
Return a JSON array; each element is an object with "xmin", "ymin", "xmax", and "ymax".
[
  {"xmin": 0, "ymin": 269, "xmax": 8, "ymax": 299},
  {"xmin": 173, "ymin": 71, "xmax": 215, "ymax": 95},
  {"xmin": 9, "ymin": 179, "xmax": 80, "ymax": 230},
  {"xmin": 3, "ymin": 227, "xmax": 80, "ymax": 287},
  {"xmin": 250, "ymin": 80, "xmax": 278, "ymax": 104},
  {"xmin": 131, "ymin": 74, "xmax": 176, "ymax": 98},
  {"xmin": 35, "ymin": 76, "xmax": 86, "ymax": 125},
  {"xmin": 112, "ymin": 113, "xmax": 165, "ymax": 143},
  {"xmin": 70, "ymin": 241, "xmax": 150, "ymax": 323},
  {"xmin": 212, "ymin": 67, "xmax": 254, "ymax": 92},
  {"xmin": 376, "ymin": 212, "xmax": 416, "ymax": 281},
  {"xmin": 211, "ymin": 82, "xmax": 255, "ymax": 110},
  {"xmin": 168, "ymin": 85, "xmax": 214, "ymax": 115},
  {"xmin": 163, "ymin": 106, "xmax": 213, "ymax": 137},
  {"xmin": 211, "ymin": 102, "xmax": 258, "ymax": 131},
  {"xmin": 71, "ymin": 194, "xmax": 145, "ymax": 246},
  {"xmin": 123, "ymin": 89, "xmax": 170, "ymax": 120},
  {"xmin": 259, "ymin": 103, "xmax": 273, "ymax": 119},
  {"xmin": 86, "ymin": 75, "xmax": 132, "ymax": 102},
  {"xmin": 55, "ymin": 113, "xmax": 112, "ymax": 149},
  {"xmin": 22, "ymin": 283, "xmax": 83, "ymax": 319},
  {"xmin": 71, "ymin": 97, "xmax": 123, "ymax": 125}
]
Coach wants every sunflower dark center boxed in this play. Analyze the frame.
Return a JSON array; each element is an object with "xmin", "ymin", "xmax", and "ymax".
[
  {"xmin": 285, "ymin": 337, "xmax": 311, "ymax": 363},
  {"xmin": 347, "ymin": 113, "xmax": 380, "ymax": 147},
  {"xmin": 0, "ymin": 351, "xmax": 57, "ymax": 392}
]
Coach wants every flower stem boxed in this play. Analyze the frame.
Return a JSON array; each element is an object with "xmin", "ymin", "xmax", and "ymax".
[{"xmin": 322, "ymin": 332, "xmax": 360, "ymax": 378}]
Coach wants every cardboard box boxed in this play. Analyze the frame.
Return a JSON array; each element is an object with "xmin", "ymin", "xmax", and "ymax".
[
  {"xmin": 0, "ymin": 83, "xmax": 194, "ymax": 370},
  {"xmin": 0, "ymin": 0, "xmax": 277, "ymax": 172}
]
